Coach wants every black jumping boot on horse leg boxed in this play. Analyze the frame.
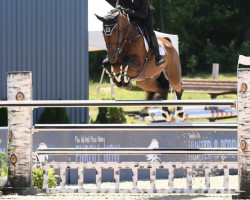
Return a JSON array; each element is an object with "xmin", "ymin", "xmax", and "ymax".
[
  {"xmin": 151, "ymin": 36, "xmax": 165, "ymax": 67},
  {"xmin": 102, "ymin": 57, "xmax": 112, "ymax": 68}
]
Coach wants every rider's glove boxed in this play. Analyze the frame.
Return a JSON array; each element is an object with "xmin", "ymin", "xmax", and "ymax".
[
  {"xmin": 125, "ymin": 8, "xmax": 134, "ymax": 15},
  {"xmin": 116, "ymin": 5, "xmax": 123, "ymax": 11}
]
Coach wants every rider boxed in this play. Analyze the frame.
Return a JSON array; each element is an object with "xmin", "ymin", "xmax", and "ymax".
[{"xmin": 116, "ymin": 0, "xmax": 165, "ymax": 66}]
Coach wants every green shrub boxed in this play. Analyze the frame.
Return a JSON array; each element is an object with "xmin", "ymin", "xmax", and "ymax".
[
  {"xmin": 95, "ymin": 107, "xmax": 108, "ymax": 123},
  {"xmin": 95, "ymin": 107, "xmax": 126, "ymax": 124},
  {"xmin": 0, "ymin": 165, "xmax": 8, "ymax": 178},
  {"xmin": 0, "ymin": 140, "xmax": 7, "ymax": 177},
  {"xmin": 38, "ymin": 99, "xmax": 70, "ymax": 124},
  {"xmin": 48, "ymin": 168, "xmax": 59, "ymax": 188},
  {"xmin": 33, "ymin": 167, "xmax": 43, "ymax": 189},
  {"xmin": 0, "ymin": 107, "xmax": 7, "ymax": 127},
  {"xmin": 33, "ymin": 167, "xmax": 59, "ymax": 189}
]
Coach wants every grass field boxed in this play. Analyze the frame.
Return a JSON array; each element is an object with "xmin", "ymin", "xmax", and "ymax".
[{"xmin": 89, "ymin": 73, "xmax": 237, "ymax": 123}]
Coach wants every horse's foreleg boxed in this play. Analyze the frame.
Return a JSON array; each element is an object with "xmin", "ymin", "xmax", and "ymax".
[
  {"xmin": 120, "ymin": 65, "xmax": 132, "ymax": 90},
  {"xmin": 102, "ymin": 59, "xmax": 123, "ymax": 88}
]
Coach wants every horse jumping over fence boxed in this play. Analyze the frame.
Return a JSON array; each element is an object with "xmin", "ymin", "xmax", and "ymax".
[{"xmin": 96, "ymin": 9, "xmax": 186, "ymax": 123}]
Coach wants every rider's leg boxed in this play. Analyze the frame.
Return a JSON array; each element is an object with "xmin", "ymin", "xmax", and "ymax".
[
  {"xmin": 151, "ymin": 34, "xmax": 165, "ymax": 66},
  {"xmin": 144, "ymin": 12, "xmax": 165, "ymax": 66}
]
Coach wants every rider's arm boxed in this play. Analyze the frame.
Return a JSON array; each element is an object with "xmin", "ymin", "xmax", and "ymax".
[
  {"xmin": 131, "ymin": 0, "xmax": 149, "ymax": 19},
  {"xmin": 116, "ymin": 0, "xmax": 124, "ymax": 10}
]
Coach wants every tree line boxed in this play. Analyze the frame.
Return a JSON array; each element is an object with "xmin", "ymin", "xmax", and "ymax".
[{"xmin": 90, "ymin": 0, "xmax": 250, "ymax": 80}]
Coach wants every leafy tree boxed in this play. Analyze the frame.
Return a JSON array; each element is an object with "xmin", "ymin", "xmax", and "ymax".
[
  {"xmin": 151, "ymin": 0, "xmax": 250, "ymax": 74},
  {"xmin": 101, "ymin": 0, "xmax": 250, "ymax": 76}
]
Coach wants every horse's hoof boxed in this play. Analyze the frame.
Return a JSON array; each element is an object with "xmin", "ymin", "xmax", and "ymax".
[
  {"xmin": 124, "ymin": 81, "xmax": 132, "ymax": 90},
  {"xmin": 162, "ymin": 110, "xmax": 176, "ymax": 123},
  {"xmin": 175, "ymin": 110, "xmax": 189, "ymax": 122},
  {"xmin": 142, "ymin": 107, "xmax": 149, "ymax": 113},
  {"xmin": 167, "ymin": 114, "xmax": 176, "ymax": 123},
  {"xmin": 184, "ymin": 113, "xmax": 189, "ymax": 121},
  {"xmin": 113, "ymin": 79, "xmax": 122, "ymax": 88}
]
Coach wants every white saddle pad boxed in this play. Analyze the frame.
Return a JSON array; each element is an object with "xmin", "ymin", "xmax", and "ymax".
[{"xmin": 143, "ymin": 36, "xmax": 165, "ymax": 56}]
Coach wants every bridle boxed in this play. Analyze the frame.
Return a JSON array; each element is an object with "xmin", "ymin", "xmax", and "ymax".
[
  {"xmin": 102, "ymin": 12, "xmax": 151, "ymax": 82},
  {"xmin": 103, "ymin": 16, "xmax": 130, "ymax": 55}
]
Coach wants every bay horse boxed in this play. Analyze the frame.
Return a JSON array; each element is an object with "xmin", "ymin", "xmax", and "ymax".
[{"xmin": 96, "ymin": 9, "xmax": 186, "ymax": 123}]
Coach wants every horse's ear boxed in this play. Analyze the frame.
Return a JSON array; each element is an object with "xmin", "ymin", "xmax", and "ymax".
[{"xmin": 95, "ymin": 14, "xmax": 105, "ymax": 22}]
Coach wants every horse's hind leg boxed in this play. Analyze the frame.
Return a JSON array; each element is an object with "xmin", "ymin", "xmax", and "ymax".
[
  {"xmin": 175, "ymin": 89, "xmax": 188, "ymax": 122},
  {"xmin": 146, "ymin": 91, "xmax": 155, "ymax": 100},
  {"xmin": 137, "ymin": 76, "xmax": 175, "ymax": 123},
  {"xmin": 155, "ymin": 73, "xmax": 176, "ymax": 123},
  {"xmin": 164, "ymin": 73, "xmax": 188, "ymax": 121},
  {"xmin": 142, "ymin": 91, "xmax": 155, "ymax": 114},
  {"xmin": 163, "ymin": 46, "xmax": 188, "ymax": 122},
  {"xmin": 161, "ymin": 93, "xmax": 176, "ymax": 123},
  {"xmin": 145, "ymin": 91, "xmax": 175, "ymax": 123}
]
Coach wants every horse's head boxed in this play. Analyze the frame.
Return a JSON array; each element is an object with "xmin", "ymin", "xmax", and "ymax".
[{"xmin": 96, "ymin": 9, "xmax": 129, "ymax": 63}]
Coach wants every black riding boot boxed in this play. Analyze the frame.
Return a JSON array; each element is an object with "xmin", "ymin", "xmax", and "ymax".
[{"xmin": 151, "ymin": 36, "xmax": 166, "ymax": 66}]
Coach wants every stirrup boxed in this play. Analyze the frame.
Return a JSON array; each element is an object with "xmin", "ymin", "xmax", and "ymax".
[{"xmin": 156, "ymin": 57, "xmax": 165, "ymax": 67}]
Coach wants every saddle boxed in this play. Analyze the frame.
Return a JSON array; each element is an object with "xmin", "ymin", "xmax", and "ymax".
[
  {"xmin": 132, "ymin": 20, "xmax": 166, "ymax": 56},
  {"xmin": 127, "ymin": 20, "xmax": 167, "ymax": 81},
  {"xmin": 132, "ymin": 20, "xmax": 151, "ymax": 50}
]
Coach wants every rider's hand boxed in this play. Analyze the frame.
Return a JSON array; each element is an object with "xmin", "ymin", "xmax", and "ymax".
[
  {"xmin": 125, "ymin": 8, "xmax": 134, "ymax": 15},
  {"xmin": 116, "ymin": 5, "xmax": 123, "ymax": 11}
]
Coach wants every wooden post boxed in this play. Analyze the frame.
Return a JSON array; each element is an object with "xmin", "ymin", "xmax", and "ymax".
[
  {"xmin": 7, "ymin": 72, "xmax": 33, "ymax": 187},
  {"xmin": 212, "ymin": 63, "xmax": 219, "ymax": 80},
  {"xmin": 209, "ymin": 63, "xmax": 220, "ymax": 122},
  {"xmin": 111, "ymin": 83, "xmax": 115, "ymax": 100},
  {"xmin": 238, "ymin": 67, "xmax": 250, "ymax": 197}
]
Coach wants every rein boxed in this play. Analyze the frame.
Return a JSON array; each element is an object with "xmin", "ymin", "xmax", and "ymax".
[
  {"xmin": 118, "ymin": 21, "xmax": 144, "ymax": 53},
  {"xmin": 116, "ymin": 23, "xmax": 130, "ymax": 54},
  {"xmin": 117, "ymin": 20, "xmax": 148, "ymax": 81}
]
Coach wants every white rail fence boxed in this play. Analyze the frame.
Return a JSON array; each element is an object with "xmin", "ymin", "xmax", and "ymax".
[
  {"xmin": 1, "ymin": 63, "xmax": 250, "ymax": 196},
  {"xmin": 37, "ymin": 162, "xmax": 238, "ymax": 194}
]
